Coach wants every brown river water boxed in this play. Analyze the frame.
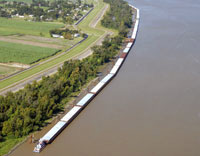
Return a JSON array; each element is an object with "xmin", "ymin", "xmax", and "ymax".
[{"xmin": 10, "ymin": 0, "xmax": 200, "ymax": 155}]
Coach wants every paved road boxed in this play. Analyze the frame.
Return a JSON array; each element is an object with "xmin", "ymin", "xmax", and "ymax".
[{"xmin": 0, "ymin": 4, "xmax": 112, "ymax": 96}]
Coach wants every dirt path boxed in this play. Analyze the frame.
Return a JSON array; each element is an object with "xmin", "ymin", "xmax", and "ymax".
[
  {"xmin": 0, "ymin": 36, "xmax": 63, "ymax": 49},
  {"xmin": 0, "ymin": 63, "xmax": 30, "ymax": 68}
]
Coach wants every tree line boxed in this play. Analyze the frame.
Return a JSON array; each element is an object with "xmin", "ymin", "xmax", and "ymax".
[
  {"xmin": 49, "ymin": 28, "xmax": 78, "ymax": 39},
  {"xmin": 101, "ymin": 0, "xmax": 133, "ymax": 37},
  {"xmin": 0, "ymin": 0, "xmax": 93, "ymax": 23},
  {"xmin": 0, "ymin": 34, "xmax": 123, "ymax": 140},
  {"xmin": 0, "ymin": 0, "xmax": 133, "ymax": 142}
]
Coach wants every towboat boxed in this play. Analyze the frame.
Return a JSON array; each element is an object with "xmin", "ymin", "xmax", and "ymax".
[{"xmin": 33, "ymin": 139, "xmax": 46, "ymax": 153}]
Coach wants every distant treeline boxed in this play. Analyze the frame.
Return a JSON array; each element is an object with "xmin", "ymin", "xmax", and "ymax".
[
  {"xmin": 0, "ymin": 0, "xmax": 93, "ymax": 23},
  {"xmin": 0, "ymin": 0, "xmax": 133, "ymax": 142},
  {"xmin": 101, "ymin": 0, "xmax": 133, "ymax": 36},
  {"xmin": 49, "ymin": 28, "xmax": 79, "ymax": 39},
  {"xmin": 49, "ymin": 28, "xmax": 79, "ymax": 36}
]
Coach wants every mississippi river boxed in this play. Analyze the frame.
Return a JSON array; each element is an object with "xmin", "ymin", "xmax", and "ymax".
[{"xmin": 11, "ymin": 0, "xmax": 200, "ymax": 155}]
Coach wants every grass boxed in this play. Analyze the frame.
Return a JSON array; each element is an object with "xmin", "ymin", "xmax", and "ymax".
[
  {"xmin": 0, "ymin": 136, "xmax": 25, "ymax": 156},
  {"xmin": 0, "ymin": 65, "xmax": 18, "ymax": 76},
  {"xmin": 95, "ymin": 4, "xmax": 118, "ymax": 36},
  {"xmin": 0, "ymin": 0, "xmax": 55, "ymax": 3},
  {"xmin": 0, "ymin": 41, "xmax": 59, "ymax": 64},
  {"xmin": 0, "ymin": 0, "xmax": 117, "ymax": 91},
  {"xmin": 0, "ymin": 18, "xmax": 64, "ymax": 37},
  {"xmin": 78, "ymin": 1, "xmax": 105, "ymax": 36},
  {"xmin": 0, "ymin": 35, "xmax": 99, "ymax": 89},
  {"xmin": 0, "ymin": 0, "xmax": 108, "ymax": 90},
  {"xmin": 0, "ymin": 0, "xmax": 119, "ymax": 155}
]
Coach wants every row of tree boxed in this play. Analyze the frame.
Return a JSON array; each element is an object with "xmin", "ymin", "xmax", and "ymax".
[
  {"xmin": 0, "ymin": 0, "xmax": 133, "ymax": 141},
  {"xmin": 101, "ymin": 0, "xmax": 133, "ymax": 37},
  {"xmin": 0, "ymin": 0, "xmax": 93, "ymax": 23},
  {"xmin": 0, "ymin": 34, "xmax": 123, "ymax": 139}
]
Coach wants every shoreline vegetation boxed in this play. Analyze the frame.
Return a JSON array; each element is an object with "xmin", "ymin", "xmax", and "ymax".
[
  {"xmin": 0, "ymin": 0, "xmax": 134, "ymax": 155},
  {"xmin": 0, "ymin": 0, "xmax": 105, "ymax": 90}
]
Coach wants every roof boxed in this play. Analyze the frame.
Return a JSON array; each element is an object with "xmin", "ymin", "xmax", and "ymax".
[
  {"xmin": 90, "ymin": 82, "xmax": 105, "ymax": 94},
  {"xmin": 132, "ymin": 19, "xmax": 139, "ymax": 39},
  {"xmin": 123, "ymin": 48, "xmax": 130, "ymax": 53},
  {"xmin": 61, "ymin": 106, "xmax": 81, "ymax": 122},
  {"xmin": 76, "ymin": 93, "xmax": 94, "ymax": 106},
  {"xmin": 42, "ymin": 121, "xmax": 66, "ymax": 141},
  {"xmin": 136, "ymin": 9, "xmax": 140, "ymax": 19},
  {"xmin": 101, "ymin": 74, "xmax": 114, "ymax": 83},
  {"xmin": 115, "ymin": 58, "xmax": 124, "ymax": 66},
  {"xmin": 127, "ymin": 42, "xmax": 133, "ymax": 48},
  {"xmin": 110, "ymin": 65, "xmax": 120, "ymax": 74},
  {"xmin": 135, "ymin": 20, "xmax": 139, "ymax": 28},
  {"xmin": 120, "ymin": 53, "xmax": 127, "ymax": 58}
]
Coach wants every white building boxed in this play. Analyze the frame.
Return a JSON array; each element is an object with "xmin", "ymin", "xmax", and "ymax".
[{"xmin": 74, "ymin": 33, "xmax": 80, "ymax": 38}]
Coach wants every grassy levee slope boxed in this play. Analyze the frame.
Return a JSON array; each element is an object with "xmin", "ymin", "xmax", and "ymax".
[
  {"xmin": 0, "ymin": 0, "xmax": 109, "ymax": 90},
  {"xmin": 77, "ymin": 1, "xmax": 105, "ymax": 36},
  {"xmin": 0, "ymin": 18, "xmax": 64, "ymax": 37}
]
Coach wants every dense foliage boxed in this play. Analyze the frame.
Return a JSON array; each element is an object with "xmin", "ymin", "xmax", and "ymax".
[
  {"xmin": 101, "ymin": 0, "xmax": 133, "ymax": 36},
  {"xmin": 0, "ymin": 35, "xmax": 123, "ymax": 138},
  {"xmin": 49, "ymin": 28, "xmax": 79, "ymax": 39},
  {"xmin": 0, "ymin": 0, "xmax": 132, "ymax": 144},
  {"xmin": 0, "ymin": 0, "xmax": 93, "ymax": 23}
]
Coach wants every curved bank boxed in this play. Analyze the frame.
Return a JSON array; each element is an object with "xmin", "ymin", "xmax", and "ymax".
[
  {"xmin": 10, "ymin": 0, "xmax": 200, "ymax": 155},
  {"xmin": 33, "ymin": 4, "xmax": 140, "ymax": 153}
]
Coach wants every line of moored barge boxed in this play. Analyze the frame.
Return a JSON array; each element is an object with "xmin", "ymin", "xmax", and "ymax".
[{"xmin": 33, "ymin": 4, "xmax": 140, "ymax": 153}]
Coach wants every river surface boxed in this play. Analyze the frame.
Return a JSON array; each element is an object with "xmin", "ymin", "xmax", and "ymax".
[{"xmin": 10, "ymin": 0, "xmax": 200, "ymax": 155}]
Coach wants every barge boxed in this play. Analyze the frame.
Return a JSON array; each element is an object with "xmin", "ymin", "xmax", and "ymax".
[{"xmin": 33, "ymin": 4, "xmax": 140, "ymax": 153}]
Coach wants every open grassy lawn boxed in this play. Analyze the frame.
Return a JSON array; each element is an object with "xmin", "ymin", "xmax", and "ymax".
[
  {"xmin": 0, "ymin": 18, "xmax": 64, "ymax": 37},
  {"xmin": 0, "ymin": 136, "xmax": 25, "ymax": 156},
  {"xmin": 78, "ymin": 1, "xmax": 105, "ymax": 36},
  {"xmin": 0, "ymin": 41, "xmax": 59, "ymax": 64}
]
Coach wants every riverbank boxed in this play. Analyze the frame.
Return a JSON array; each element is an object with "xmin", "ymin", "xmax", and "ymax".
[
  {"xmin": 0, "ymin": 0, "xmax": 136, "ymax": 155},
  {"xmin": 4, "ymin": 55, "xmax": 118, "ymax": 156},
  {"xmin": 31, "ymin": 2, "xmax": 139, "ymax": 153}
]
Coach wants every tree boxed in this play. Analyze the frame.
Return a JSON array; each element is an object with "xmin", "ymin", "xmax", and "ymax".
[{"xmin": 64, "ymin": 32, "xmax": 73, "ymax": 40}]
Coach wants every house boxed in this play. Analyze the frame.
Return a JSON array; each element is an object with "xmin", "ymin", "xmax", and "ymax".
[
  {"xmin": 74, "ymin": 33, "xmax": 80, "ymax": 38},
  {"xmin": 52, "ymin": 34, "xmax": 64, "ymax": 38},
  {"xmin": 48, "ymin": 9, "xmax": 55, "ymax": 13}
]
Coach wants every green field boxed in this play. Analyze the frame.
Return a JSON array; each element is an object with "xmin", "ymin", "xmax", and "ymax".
[
  {"xmin": 0, "ymin": 41, "xmax": 59, "ymax": 64},
  {"xmin": 0, "ymin": 0, "xmax": 116, "ymax": 90},
  {"xmin": 0, "ymin": 18, "xmax": 64, "ymax": 37},
  {"xmin": 0, "ymin": 0, "xmax": 119, "ymax": 155}
]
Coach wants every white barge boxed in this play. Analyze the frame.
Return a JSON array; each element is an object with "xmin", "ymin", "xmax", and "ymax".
[{"xmin": 33, "ymin": 4, "xmax": 140, "ymax": 153}]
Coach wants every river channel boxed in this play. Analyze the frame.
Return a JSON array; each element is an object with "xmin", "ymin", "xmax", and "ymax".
[{"xmin": 10, "ymin": 0, "xmax": 200, "ymax": 155}]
